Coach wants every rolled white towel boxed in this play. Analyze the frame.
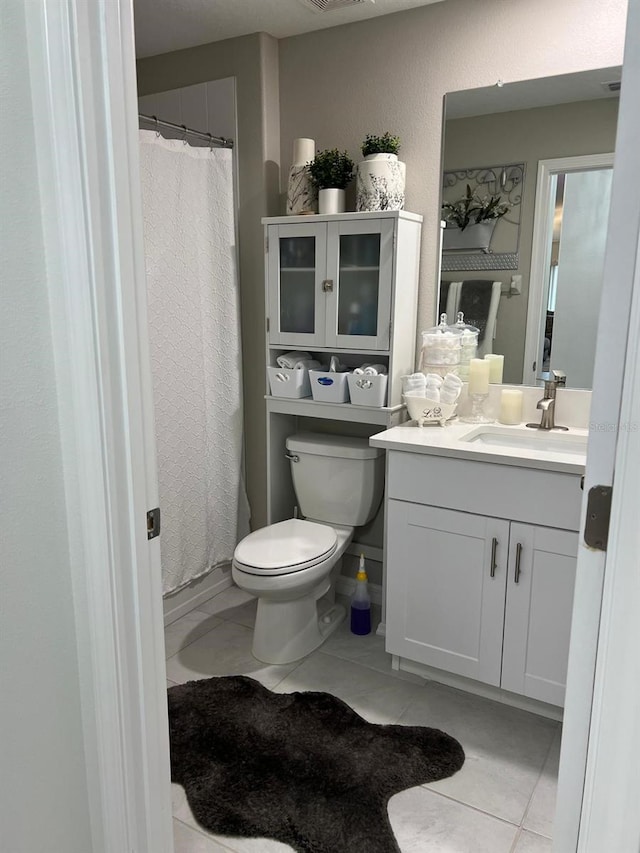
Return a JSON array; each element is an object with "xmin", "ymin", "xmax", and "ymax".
[
  {"xmin": 424, "ymin": 388, "xmax": 441, "ymax": 403},
  {"xmin": 424, "ymin": 373, "xmax": 444, "ymax": 387},
  {"xmin": 441, "ymin": 373, "xmax": 463, "ymax": 404},
  {"xmin": 363, "ymin": 364, "xmax": 388, "ymax": 376},
  {"xmin": 277, "ymin": 351, "xmax": 312, "ymax": 369},
  {"xmin": 402, "ymin": 373, "xmax": 427, "ymax": 395},
  {"xmin": 295, "ymin": 359, "xmax": 322, "ymax": 371}
]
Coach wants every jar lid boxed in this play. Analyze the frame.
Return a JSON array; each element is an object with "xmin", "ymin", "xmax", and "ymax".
[{"xmin": 422, "ymin": 313, "xmax": 463, "ymax": 339}]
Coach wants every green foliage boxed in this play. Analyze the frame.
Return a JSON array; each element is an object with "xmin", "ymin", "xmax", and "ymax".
[
  {"xmin": 361, "ymin": 133, "xmax": 401, "ymax": 157},
  {"xmin": 442, "ymin": 184, "xmax": 510, "ymax": 231},
  {"xmin": 308, "ymin": 149, "xmax": 354, "ymax": 190}
]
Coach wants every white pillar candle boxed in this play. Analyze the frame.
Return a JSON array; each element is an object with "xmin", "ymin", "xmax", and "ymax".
[
  {"xmin": 499, "ymin": 389, "xmax": 524, "ymax": 425},
  {"xmin": 468, "ymin": 358, "xmax": 491, "ymax": 395},
  {"xmin": 484, "ymin": 354, "xmax": 504, "ymax": 384},
  {"xmin": 292, "ymin": 138, "xmax": 315, "ymax": 165}
]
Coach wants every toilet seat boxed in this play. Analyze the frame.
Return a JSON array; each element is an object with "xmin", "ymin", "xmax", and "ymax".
[{"xmin": 233, "ymin": 518, "xmax": 338, "ymax": 576}]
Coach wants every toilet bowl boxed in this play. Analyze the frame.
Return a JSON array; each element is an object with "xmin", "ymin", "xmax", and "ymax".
[
  {"xmin": 232, "ymin": 432, "xmax": 384, "ymax": 665},
  {"xmin": 232, "ymin": 518, "xmax": 353, "ymax": 664}
]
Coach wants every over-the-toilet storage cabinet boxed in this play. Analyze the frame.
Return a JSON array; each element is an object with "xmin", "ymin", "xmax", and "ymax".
[
  {"xmin": 263, "ymin": 211, "xmax": 422, "ymax": 534},
  {"xmin": 384, "ymin": 453, "xmax": 580, "ymax": 708}
]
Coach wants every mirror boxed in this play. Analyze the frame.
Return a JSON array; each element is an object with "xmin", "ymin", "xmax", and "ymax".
[{"xmin": 439, "ymin": 67, "xmax": 621, "ymax": 389}]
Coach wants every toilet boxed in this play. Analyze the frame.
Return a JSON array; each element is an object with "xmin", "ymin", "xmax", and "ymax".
[{"xmin": 232, "ymin": 432, "xmax": 384, "ymax": 664}]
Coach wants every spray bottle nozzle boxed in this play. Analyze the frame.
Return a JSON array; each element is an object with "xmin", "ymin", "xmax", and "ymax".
[{"xmin": 356, "ymin": 552, "xmax": 368, "ymax": 581}]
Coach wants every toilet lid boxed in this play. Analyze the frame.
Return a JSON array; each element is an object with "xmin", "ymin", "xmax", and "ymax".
[{"xmin": 233, "ymin": 519, "xmax": 338, "ymax": 576}]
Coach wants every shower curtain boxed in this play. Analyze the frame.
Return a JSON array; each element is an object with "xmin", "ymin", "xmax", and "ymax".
[{"xmin": 139, "ymin": 130, "xmax": 249, "ymax": 595}]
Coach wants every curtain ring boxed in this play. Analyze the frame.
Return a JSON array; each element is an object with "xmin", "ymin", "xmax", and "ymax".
[
  {"xmin": 208, "ymin": 132, "xmax": 214, "ymax": 152},
  {"xmin": 153, "ymin": 115, "xmax": 160, "ymax": 138},
  {"xmin": 181, "ymin": 124, "xmax": 188, "ymax": 145}
]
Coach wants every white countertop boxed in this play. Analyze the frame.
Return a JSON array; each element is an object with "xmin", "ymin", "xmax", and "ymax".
[{"xmin": 370, "ymin": 420, "xmax": 588, "ymax": 475}]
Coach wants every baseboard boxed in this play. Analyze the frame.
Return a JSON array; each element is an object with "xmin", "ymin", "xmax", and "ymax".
[
  {"xmin": 336, "ymin": 576, "xmax": 383, "ymax": 607},
  {"xmin": 163, "ymin": 565, "xmax": 233, "ymax": 626},
  {"xmin": 345, "ymin": 542, "xmax": 383, "ymax": 563},
  {"xmin": 392, "ymin": 655, "xmax": 564, "ymax": 722}
]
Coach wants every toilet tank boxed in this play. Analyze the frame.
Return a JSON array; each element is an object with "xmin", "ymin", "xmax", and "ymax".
[{"xmin": 285, "ymin": 432, "xmax": 384, "ymax": 527}]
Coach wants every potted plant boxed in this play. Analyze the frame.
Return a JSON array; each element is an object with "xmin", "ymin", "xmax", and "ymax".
[
  {"xmin": 308, "ymin": 149, "xmax": 354, "ymax": 214},
  {"xmin": 356, "ymin": 132, "xmax": 406, "ymax": 212},
  {"xmin": 441, "ymin": 184, "xmax": 510, "ymax": 250}
]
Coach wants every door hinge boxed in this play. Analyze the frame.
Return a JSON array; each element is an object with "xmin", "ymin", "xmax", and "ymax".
[
  {"xmin": 584, "ymin": 485, "xmax": 612, "ymax": 551},
  {"xmin": 266, "ymin": 317, "xmax": 270, "ymax": 332},
  {"xmin": 265, "ymin": 235, "xmax": 269, "ymax": 253},
  {"xmin": 147, "ymin": 507, "xmax": 161, "ymax": 540}
]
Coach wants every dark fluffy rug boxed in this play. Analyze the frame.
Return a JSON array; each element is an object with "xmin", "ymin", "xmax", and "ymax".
[{"xmin": 168, "ymin": 675, "xmax": 465, "ymax": 852}]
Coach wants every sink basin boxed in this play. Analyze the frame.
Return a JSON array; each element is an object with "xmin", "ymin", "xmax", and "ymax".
[{"xmin": 461, "ymin": 426, "xmax": 588, "ymax": 456}]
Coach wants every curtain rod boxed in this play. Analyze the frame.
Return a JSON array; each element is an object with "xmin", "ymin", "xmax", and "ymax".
[{"xmin": 139, "ymin": 113, "xmax": 234, "ymax": 149}]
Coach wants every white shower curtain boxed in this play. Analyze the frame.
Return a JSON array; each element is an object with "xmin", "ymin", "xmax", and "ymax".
[{"xmin": 139, "ymin": 130, "xmax": 250, "ymax": 594}]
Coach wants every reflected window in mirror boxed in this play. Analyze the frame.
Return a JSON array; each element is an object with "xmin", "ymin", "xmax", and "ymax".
[{"xmin": 439, "ymin": 67, "xmax": 620, "ymax": 389}]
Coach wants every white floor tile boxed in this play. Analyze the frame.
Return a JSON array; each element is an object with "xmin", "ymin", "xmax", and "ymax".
[
  {"xmin": 397, "ymin": 683, "xmax": 558, "ymax": 825},
  {"xmin": 389, "ymin": 786, "xmax": 518, "ymax": 852},
  {"xmin": 513, "ymin": 829, "xmax": 553, "ymax": 852},
  {"xmin": 164, "ymin": 609, "xmax": 224, "ymax": 659},
  {"xmin": 272, "ymin": 648, "xmax": 403, "ymax": 701},
  {"xmin": 173, "ymin": 818, "xmax": 232, "ymax": 852},
  {"xmin": 198, "ymin": 586, "xmax": 258, "ymax": 627},
  {"xmin": 164, "ymin": 619, "xmax": 298, "ymax": 688},
  {"xmin": 523, "ymin": 728, "xmax": 561, "ymax": 838}
]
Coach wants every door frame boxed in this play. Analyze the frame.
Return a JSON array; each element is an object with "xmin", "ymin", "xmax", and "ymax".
[
  {"xmin": 24, "ymin": 1, "xmax": 173, "ymax": 851},
  {"xmin": 523, "ymin": 152, "xmax": 614, "ymax": 386}
]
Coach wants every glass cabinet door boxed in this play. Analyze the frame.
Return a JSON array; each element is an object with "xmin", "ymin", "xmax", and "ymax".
[
  {"xmin": 325, "ymin": 220, "xmax": 394, "ymax": 350},
  {"xmin": 267, "ymin": 224, "xmax": 327, "ymax": 347}
]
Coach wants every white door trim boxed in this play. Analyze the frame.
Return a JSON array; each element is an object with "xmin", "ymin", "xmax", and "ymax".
[
  {"xmin": 555, "ymin": 0, "xmax": 640, "ymax": 847},
  {"xmin": 24, "ymin": 1, "xmax": 173, "ymax": 851},
  {"xmin": 523, "ymin": 153, "xmax": 614, "ymax": 386}
]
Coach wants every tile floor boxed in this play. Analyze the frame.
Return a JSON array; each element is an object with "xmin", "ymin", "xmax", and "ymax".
[{"xmin": 166, "ymin": 585, "xmax": 560, "ymax": 853}]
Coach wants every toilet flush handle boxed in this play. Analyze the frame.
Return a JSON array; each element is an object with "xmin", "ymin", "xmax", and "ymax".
[{"xmin": 285, "ymin": 451, "xmax": 299, "ymax": 463}]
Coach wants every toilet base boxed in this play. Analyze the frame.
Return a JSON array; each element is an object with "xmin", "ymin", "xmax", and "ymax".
[{"xmin": 252, "ymin": 596, "xmax": 346, "ymax": 665}]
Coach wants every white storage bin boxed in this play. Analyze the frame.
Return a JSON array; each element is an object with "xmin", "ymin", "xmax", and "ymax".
[
  {"xmin": 347, "ymin": 373, "xmax": 388, "ymax": 407},
  {"xmin": 309, "ymin": 370, "xmax": 350, "ymax": 403},
  {"xmin": 267, "ymin": 366, "xmax": 311, "ymax": 399}
]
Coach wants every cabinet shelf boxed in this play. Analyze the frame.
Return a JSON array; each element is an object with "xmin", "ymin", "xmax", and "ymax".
[{"xmin": 266, "ymin": 395, "xmax": 405, "ymax": 425}]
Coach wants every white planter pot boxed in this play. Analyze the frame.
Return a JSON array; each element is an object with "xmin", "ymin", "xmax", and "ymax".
[
  {"xmin": 286, "ymin": 138, "xmax": 317, "ymax": 215},
  {"xmin": 442, "ymin": 221, "xmax": 497, "ymax": 250},
  {"xmin": 318, "ymin": 188, "xmax": 346, "ymax": 215},
  {"xmin": 356, "ymin": 153, "xmax": 406, "ymax": 212}
]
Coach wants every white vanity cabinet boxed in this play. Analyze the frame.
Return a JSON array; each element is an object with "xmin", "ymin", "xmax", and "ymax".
[{"xmin": 383, "ymin": 451, "xmax": 581, "ymax": 708}]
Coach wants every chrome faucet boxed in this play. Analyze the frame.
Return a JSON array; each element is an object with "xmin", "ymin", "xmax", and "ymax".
[{"xmin": 526, "ymin": 369, "xmax": 569, "ymax": 431}]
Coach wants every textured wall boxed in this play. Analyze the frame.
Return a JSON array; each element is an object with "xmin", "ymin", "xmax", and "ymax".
[
  {"xmin": 0, "ymin": 1, "xmax": 92, "ymax": 850},
  {"xmin": 279, "ymin": 0, "xmax": 628, "ymax": 351}
]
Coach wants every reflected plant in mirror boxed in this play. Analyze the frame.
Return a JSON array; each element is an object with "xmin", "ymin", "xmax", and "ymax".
[{"xmin": 438, "ymin": 67, "xmax": 620, "ymax": 389}]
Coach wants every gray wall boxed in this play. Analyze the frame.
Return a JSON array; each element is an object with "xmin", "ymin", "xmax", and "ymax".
[
  {"xmin": 0, "ymin": 1, "xmax": 93, "ymax": 850},
  {"xmin": 442, "ymin": 98, "xmax": 618, "ymax": 383}
]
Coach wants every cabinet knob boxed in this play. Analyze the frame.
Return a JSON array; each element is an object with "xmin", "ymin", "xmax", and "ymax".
[{"xmin": 322, "ymin": 279, "xmax": 334, "ymax": 292}]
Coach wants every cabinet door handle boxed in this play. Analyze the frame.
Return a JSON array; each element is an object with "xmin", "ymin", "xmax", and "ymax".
[
  {"xmin": 322, "ymin": 279, "xmax": 334, "ymax": 292},
  {"xmin": 514, "ymin": 543, "xmax": 523, "ymax": 584},
  {"xmin": 490, "ymin": 537, "xmax": 498, "ymax": 578}
]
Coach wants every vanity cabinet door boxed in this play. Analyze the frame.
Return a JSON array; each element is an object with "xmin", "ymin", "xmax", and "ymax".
[
  {"xmin": 385, "ymin": 500, "xmax": 510, "ymax": 686},
  {"xmin": 501, "ymin": 523, "xmax": 578, "ymax": 706}
]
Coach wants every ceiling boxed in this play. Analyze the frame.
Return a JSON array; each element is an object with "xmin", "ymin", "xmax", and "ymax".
[
  {"xmin": 445, "ymin": 67, "xmax": 622, "ymax": 120},
  {"xmin": 133, "ymin": 0, "xmax": 445, "ymax": 59}
]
